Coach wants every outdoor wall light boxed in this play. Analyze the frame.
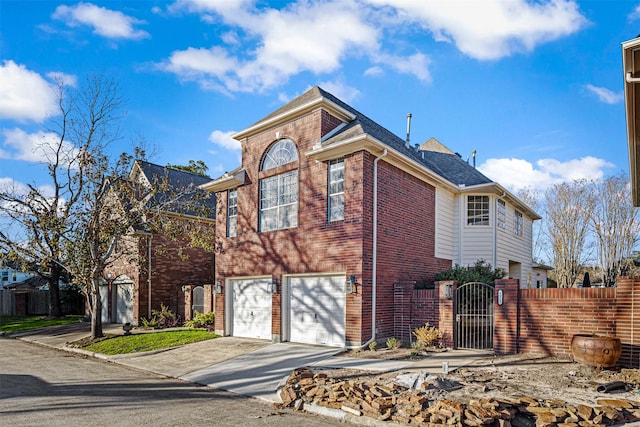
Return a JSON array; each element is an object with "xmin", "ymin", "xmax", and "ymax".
[
  {"xmin": 181, "ymin": 285, "xmax": 190, "ymax": 293},
  {"xmin": 214, "ymin": 281, "xmax": 223, "ymax": 294},
  {"xmin": 345, "ymin": 274, "xmax": 356, "ymax": 294},
  {"xmin": 444, "ymin": 284, "xmax": 453, "ymax": 299},
  {"xmin": 267, "ymin": 277, "xmax": 278, "ymax": 294}
]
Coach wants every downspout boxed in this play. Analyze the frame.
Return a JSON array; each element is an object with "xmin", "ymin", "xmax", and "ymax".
[
  {"xmin": 368, "ymin": 149, "xmax": 387, "ymax": 346},
  {"xmin": 148, "ymin": 235, "xmax": 152, "ymax": 319}
]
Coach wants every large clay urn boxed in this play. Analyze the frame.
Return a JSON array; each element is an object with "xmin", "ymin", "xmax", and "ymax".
[{"xmin": 571, "ymin": 334, "xmax": 622, "ymax": 368}]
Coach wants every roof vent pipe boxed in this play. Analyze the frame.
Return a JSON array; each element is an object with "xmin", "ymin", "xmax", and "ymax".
[
  {"xmin": 472, "ymin": 149, "xmax": 476, "ymax": 168},
  {"xmin": 406, "ymin": 113, "xmax": 412, "ymax": 145}
]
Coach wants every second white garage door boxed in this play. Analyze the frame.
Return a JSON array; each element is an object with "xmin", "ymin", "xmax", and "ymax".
[
  {"xmin": 230, "ymin": 278, "xmax": 272, "ymax": 340},
  {"xmin": 289, "ymin": 275, "xmax": 346, "ymax": 347}
]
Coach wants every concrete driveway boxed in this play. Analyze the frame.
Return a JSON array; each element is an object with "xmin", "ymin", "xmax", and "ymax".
[{"xmin": 182, "ymin": 343, "xmax": 342, "ymax": 402}]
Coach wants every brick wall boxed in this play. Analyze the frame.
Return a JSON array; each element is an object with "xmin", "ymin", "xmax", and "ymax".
[{"xmin": 493, "ymin": 277, "xmax": 640, "ymax": 368}]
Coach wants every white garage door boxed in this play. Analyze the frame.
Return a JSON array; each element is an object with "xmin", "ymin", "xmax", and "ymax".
[
  {"xmin": 231, "ymin": 278, "xmax": 272, "ymax": 340},
  {"xmin": 114, "ymin": 283, "xmax": 133, "ymax": 324},
  {"xmin": 290, "ymin": 275, "xmax": 346, "ymax": 347}
]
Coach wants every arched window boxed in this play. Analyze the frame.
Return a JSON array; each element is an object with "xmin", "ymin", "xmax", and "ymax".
[
  {"xmin": 261, "ymin": 139, "xmax": 298, "ymax": 171},
  {"xmin": 259, "ymin": 139, "xmax": 298, "ymax": 231}
]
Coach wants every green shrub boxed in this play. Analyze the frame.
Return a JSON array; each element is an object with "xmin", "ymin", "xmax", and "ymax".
[
  {"xmin": 385, "ymin": 337, "xmax": 400, "ymax": 349},
  {"xmin": 410, "ymin": 342, "xmax": 422, "ymax": 356},
  {"xmin": 368, "ymin": 341, "xmax": 378, "ymax": 351},
  {"xmin": 434, "ymin": 259, "xmax": 505, "ymax": 284},
  {"xmin": 141, "ymin": 304, "xmax": 182, "ymax": 329},
  {"xmin": 184, "ymin": 311, "xmax": 215, "ymax": 328}
]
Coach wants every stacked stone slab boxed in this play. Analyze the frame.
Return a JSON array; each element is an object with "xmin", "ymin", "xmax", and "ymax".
[{"xmin": 278, "ymin": 368, "xmax": 640, "ymax": 426}]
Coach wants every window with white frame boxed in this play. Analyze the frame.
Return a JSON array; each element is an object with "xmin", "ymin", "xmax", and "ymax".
[
  {"xmin": 328, "ymin": 159, "xmax": 344, "ymax": 222},
  {"xmin": 515, "ymin": 211, "xmax": 523, "ymax": 236},
  {"xmin": 467, "ymin": 195, "xmax": 490, "ymax": 225},
  {"xmin": 227, "ymin": 188, "xmax": 237, "ymax": 237},
  {"xmin": 259, "ymin": 140, "xmax": 298, "ymax": 232},
  {"xmin": 496, "ymin": 199, "xmax": 506, "ymax": 229}
]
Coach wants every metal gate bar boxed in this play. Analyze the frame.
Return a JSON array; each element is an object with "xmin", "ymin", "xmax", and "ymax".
[{"xmin": 454, "ymin": 282, "xmax": 494, "ymax": 349}]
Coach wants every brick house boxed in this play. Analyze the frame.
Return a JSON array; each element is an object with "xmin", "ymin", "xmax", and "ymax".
[
  {"xmin": 102, "ymin": 160, "xmax": 216, "ymax": 325},
  {"xmin": 201, "ymin": 87, "xmax": 539, "ymax": 347}
]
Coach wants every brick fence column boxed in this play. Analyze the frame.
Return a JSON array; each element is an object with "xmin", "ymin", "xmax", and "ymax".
[
  {"xmin": 436, "ymin": 281, "xmax": 456, "ymax": 348},
  {"xmin": 183, "ymin": 285, "xmax": 193, "ymax": 321},
  {"xmin": 494, "ymin": 279, "xmax": 519, "ymax": 355},
  {"xmin": 203, "ymin": 284, "xmax": 213, "ymax": 314},
  {"xmin": 615, "ymin": 276, "xmax": 640, "ymax": 368},
  {"xmin": 214, "ymin": 281, "xmax": 225, "ymax": 336}
]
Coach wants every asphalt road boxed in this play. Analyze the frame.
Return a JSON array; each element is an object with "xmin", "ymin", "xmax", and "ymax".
[{"xmin": 0, "ymin": 339, "xmax": 349, "ymax": 427}]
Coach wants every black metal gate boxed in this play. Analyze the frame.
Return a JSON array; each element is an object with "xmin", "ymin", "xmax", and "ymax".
[{"xmin": 454, "ymin": 282, "xmax": 494, "ymax": 349}]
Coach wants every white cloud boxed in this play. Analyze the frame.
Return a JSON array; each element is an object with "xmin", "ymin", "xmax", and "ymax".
[
  {"xmin": 584, "ymin": 84, "xmax": 623, "ymax": 104},
  {"xmin": 46, "ymin": 71, "xmax": 78, "ymax": 87},
  {"xmin": 0, "ymin": 61, "xmax": 57, "ymax": 123},
  {"xmin": 52, "ymin": 2, "xmax": 150, "ymax": 40},
  {"xmin": 375, "ymin": 52, "xmax": 431, "ymax": 82},
  {"xmin": 365, "ymin": 0, "xmax": 587, "ymax": 60},
  {"xmin": 629, "ymin": 5, "xmax": 640, "ymax": 21},
  {"xmin": 364, "ymin": 66, "xmax": 384, "ymax": 77},
  {"xmin": 478, "ymin": 156, "xmax": 615, "ymax": 191},
  {"xmin": 316, "ymin": 80, "xmax": 360, "ymax": 103},
  {"xmin": 1, "ymin": 128, "xmax": 79, "ymax": 165},
  {"xmin": 208, "ymin": 130, "xmax": 240, "ymax": 151},
  {"xmin": 162, "ymin": 0, "xmax": 385, "ymax": 92}
]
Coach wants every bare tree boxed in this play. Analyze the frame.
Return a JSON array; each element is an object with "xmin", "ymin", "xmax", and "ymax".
[
  {"xmin": 544, "ymin": 180, "xmax": 594, "ymax": 287},
  {"xmin": 0, "ymin": 75, "xmax": 121, "ymax": 317},
  {"xmin": 517, "ymin": 187, "xmax": 545, "ymax": 263},
  {"xmin": 590, "ymin": 174, "xmax": 640, "ymax": 286}
]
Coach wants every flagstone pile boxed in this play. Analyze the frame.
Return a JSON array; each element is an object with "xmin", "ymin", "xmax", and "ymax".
[{"xmin": 277, "ymin": 368, "xmax": 640, "ymax": 426}]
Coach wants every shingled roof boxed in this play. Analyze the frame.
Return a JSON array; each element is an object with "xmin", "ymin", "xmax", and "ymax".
[
  {"xmin": 314, "ymin": 87, "xmax": 493, "ymax": 187},
  {"xmin": 134, "ymin": 160, "xmax": 216, "ymax": 219}
]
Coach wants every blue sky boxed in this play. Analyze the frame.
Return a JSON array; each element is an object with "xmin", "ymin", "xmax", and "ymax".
[{"xmin": 0, "ymin": 0, "xmax": 638, "ymax": 196}]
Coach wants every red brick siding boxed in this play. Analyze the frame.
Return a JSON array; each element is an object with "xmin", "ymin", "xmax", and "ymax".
[
  {"xmin": 216, "ymin": 109, "xmax": 366, "ymax": 344},
  {"xmin": 491, "ymin": 277, "xmax": 640, "ymax": 368},
  {"xmin": 373, "ymin": 160, "xmax": 440, "ymax": 340}
]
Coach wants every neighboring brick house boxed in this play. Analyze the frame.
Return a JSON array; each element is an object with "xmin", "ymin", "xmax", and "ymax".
[
  {"xmin": 102, "ymin": 160, "xmax": 216, "ymax": 325},
  {"xmin": 200, "ymin": 87, "xmax": 539, "ymax": 347}
]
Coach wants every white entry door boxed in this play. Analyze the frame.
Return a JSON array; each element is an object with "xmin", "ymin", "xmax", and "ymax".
[
  {"xmin": 289, "ymin": 275, "xmax": 346, "ymax": 347},
  {"xmin": 230, "ymin": 278, "xmax": 272, "ymax": 340}
]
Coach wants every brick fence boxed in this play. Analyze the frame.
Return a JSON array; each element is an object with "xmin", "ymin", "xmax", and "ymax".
[{"xmin": 397, "ymin": 277, "xmax": 640, "ymax": 368}]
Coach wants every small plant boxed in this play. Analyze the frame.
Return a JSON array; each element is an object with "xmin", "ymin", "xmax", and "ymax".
[
  {"xmin": 142, "ymin": 304, "xmax": 182, "ymax": 329},
  {"xmin": 413, "ymin": 323, "xmax": 443, "ymax": 349},
  {"xmin": 410, "ymin": 342, "xmax": 422, "ymax": 356},
  {"xmin": 368, "ymin": 341, "xmax": 378, "ymax": 351},
  {"xmin": 184, "ymin": 311, "xmax": 216, "ymax": 328},
  {"xmin": 385, "ymin": 337, "xmax": 400, "ymax": 349},
  {"xmin": 141, "ymin": 316, "xmax": 159, "ymax": 329}
]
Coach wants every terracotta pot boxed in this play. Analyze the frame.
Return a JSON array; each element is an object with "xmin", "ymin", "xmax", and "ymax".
[{"xmin": 570, "ymin": 334, "xmax": 622, "ymax": 368}]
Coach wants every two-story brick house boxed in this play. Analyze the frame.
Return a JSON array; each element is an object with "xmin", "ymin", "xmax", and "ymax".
[
  {"xmin": 102, "ymin": 160, "xmax": 216, "ymax": 325},
  {"xmin": 201, "ymin": 87, "xmax": 539, "ymax": 347}
]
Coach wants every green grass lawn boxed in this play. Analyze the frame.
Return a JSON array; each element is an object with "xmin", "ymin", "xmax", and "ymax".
[
  {"xmin": 0, "ymin": 315, "xmax": 85, "ymax": 333},
  {"xmin": 81, "ymin": 329, "xmax": 218, "ymax": 355}
]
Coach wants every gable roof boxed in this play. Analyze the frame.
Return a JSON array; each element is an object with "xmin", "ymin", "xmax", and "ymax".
[
  {"xmin": 131, "ymin": 160, "xmax": 216, "ymax": 219},
  {"xmin": 206, "ymin": 86, "xmax": 539, "ymax": 219}
]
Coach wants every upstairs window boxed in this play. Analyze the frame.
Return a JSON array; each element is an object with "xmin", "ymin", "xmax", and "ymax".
[
  {"xmin": 496, "ymin": 199, "xmax": 506, "ymax": 229},
  {"xmin": 328, "ymin": 159, "xmax": 344, "ymax": 222},
  {"xmin": 467, "ymin": 195, "xmax": 489, "ymax": 226},
  {"xmin": 515, "ymin": 211, "xmax": 523, "ymax": 236},
  {"xmin": 259, "ymin": 139, "xmax": 298, "ymax": 232},
  {"xmin": 227, "ymin": 188, "xmax": 237, "ymax": 237}
]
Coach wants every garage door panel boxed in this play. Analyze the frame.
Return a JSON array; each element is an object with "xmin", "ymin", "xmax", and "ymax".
[
  {"xmin": 231, "ymin": 278, "xmax": 272, "ymax": 340},
  {"xmin": 289, "ymin": 275, "xmax": 345, "ymax": 347}
]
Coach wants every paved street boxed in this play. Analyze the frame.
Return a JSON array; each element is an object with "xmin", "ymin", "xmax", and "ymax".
[{"xmin": 0, "ymin": 339, "xmax": 348, "ymax": 427}]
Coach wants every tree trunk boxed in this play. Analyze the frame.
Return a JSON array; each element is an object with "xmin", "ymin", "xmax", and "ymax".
[
  {"xmin": 90, "ymin": 281, "xmax": 104, "ymax": 340},
  {"xmin": 48, "ymin": 266, "xmax": 63, "ymax": 318}
]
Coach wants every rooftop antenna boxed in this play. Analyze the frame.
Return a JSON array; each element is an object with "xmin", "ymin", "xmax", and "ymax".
[{"xmin": 406, "ymin": 113, "xmax": 412, "ymax": 147}]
